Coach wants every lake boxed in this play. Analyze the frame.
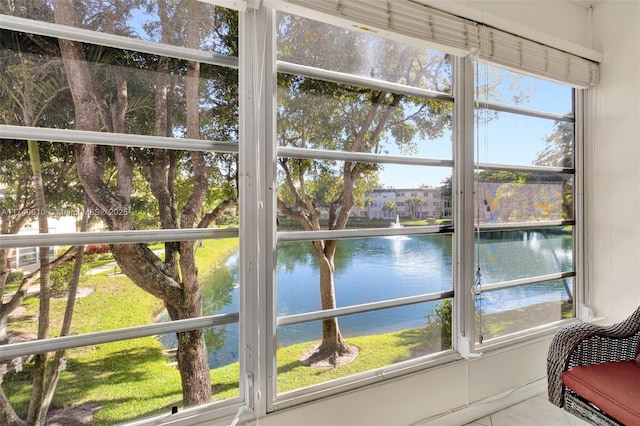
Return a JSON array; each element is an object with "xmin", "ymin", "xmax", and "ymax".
[{"xmin": 163, "ymin": 230, "xmax": 573, "ymax": 368}]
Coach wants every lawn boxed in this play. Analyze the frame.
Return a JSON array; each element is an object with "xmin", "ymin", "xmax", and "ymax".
[
  {"xmin": 2, "ymin": 237, "xmax": 570, "ymax": 424},
  {"xmin": 275, "ymin": 327, "xmax": 443, "ymax": 393},
  {"xmin": 3, "ymin": 239, "xmax": 241, "ymax": 424}
]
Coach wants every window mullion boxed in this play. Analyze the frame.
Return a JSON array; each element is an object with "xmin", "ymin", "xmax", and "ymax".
[
  {"xmin": 238, "ymin": 4, "xmax": 279, "ymax": 418},
  {"xmin": 453, "ymin": 56, "xmax": 478, "ymax": 358},
  {"xmin": 238, "ymin": 6, "xmax": 269, "ymax": 420},
  {"xmin": 574, "ymin": 88, "xmax": 588, "ymax": 320}
]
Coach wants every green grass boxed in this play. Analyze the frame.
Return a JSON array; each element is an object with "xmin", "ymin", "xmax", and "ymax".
[
  {"xmin": 481, "ymin": 300, "xmax": 573, "ymax": 338},
  {"xmin": 401, "ymin": 219, "xmax": 431, "ymax": 226},
  {"xmin": 275, "ymin": 327, "xmax": 442, "ymax": 393},
  {"xmin": 3, "ymin": 239, "xmax": 242, "ymax": 424},
  {"xmin": 3, "ymin": 238, "xmax": 572, "ymax": 423}
]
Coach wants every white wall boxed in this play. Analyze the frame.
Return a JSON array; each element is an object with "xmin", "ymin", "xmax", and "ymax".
[
  {"xmin": 206, "ymin": 2, "xmax": 640, "ymax": 425},
  {"xmin": 229, "ymin": 339, "xmax": 551, "ymax": 426},
  {"xmin": 588, "ymin": 0, "xmax": 640, "ymax": 322}
]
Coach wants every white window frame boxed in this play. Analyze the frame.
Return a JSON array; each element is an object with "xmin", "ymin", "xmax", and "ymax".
[{"xmin": 0, "ymin": 2, "xmax": 587, "ymax": 423}]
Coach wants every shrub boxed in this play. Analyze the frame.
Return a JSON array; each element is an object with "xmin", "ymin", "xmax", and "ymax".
[
  {"xmin": 425, "ymin": 299, "xmax": 452, "ymax": 350},
  {"xmin": 85, "ymin": 243, "xmax": 110, "ymax": 256},
  {"xmin": 50, "ymin": 263, "xmax": 89, "ymax": 295},
  {"xmin": 7, "ymin": 270, "xmax": 24, "ymax": 285},
  {"xmin": 56, "ymin": 246, "xmax": 72, "ymax": 258}
]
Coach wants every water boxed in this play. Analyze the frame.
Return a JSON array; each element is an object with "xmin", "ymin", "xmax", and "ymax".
[{"xmin": 162, "ymin": 230, "xmax": 573, "ymax": 368}]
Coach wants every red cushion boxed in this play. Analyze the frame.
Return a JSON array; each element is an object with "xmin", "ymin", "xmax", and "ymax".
[{"xmin": 562, "ymin": 361, "xmax": 640, "ymax": 426}]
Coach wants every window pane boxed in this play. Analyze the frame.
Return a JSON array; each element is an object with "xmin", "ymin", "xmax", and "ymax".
[
  {"xmin": 1, "ymin": 1, "xmax": 238, "ymax": 55},
  {"xmin": 277, "ymin": 75, "xmax": 451, "ymax": 155},
  {"xmin": 1, "ymin": 142, "xmax": 238, "ymax": 229},
  {"xmin": 277, "ymin": 236, "xmax": 452, "ymax": 309},
  {"xmin": 276, "ymin": 160, "xmax": 452, "ymax": 231},
  {"xmin": 474, "ymin": 228, "xmax": 573, "ymax": 284},
  {"xmin": 5, "ymin": 237, "xmax": 238, "ymax": 329},
  {"xmin": 1, "ymin": 335, "xmax": 239, "ymax": 424},
  {"xmin": 276, "ymin": 299, "xmax": 452, "ymax": 394},
  {"xmin": 475, "ymin": 111, "xmax": 574, "ymax": 168},
  {"xmin": 0, "ymin": 43, "xmax": 238, "ymax": 139},
  {"xmin": 277, "ymin": 13, "xmax": 452, "ymax": 94},
  {"xmin": 476, "ymin": 279, "xmax": 574, "ymax": 342},
  {"xmin": 474, "ymin": 174, "xmax": 573, "ymax": 223},
  {"xmin": 475, "ymin": 63, "xmax": 573, "ymax": 115}
]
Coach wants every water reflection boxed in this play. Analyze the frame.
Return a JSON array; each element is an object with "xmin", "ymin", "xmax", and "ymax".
[
  {"xmin": 276, "ymin": 235, "xmax": 453, "ymax": 346},
  {"xmin": 160, "ymin": 230, "xmax": 573, "ymax": 367}
]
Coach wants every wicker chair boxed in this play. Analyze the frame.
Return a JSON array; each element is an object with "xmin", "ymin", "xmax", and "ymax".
[{"xmin": 547, "ymin": 306, "xmax": 640, "ymax": 425}]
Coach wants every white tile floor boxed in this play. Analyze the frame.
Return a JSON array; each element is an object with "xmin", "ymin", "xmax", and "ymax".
[{"xmin": 464, "ymin": 394, "xmax": 592, "ymax": 426}]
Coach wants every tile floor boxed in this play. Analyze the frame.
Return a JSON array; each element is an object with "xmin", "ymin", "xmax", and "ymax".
[{"xmin": 464, "ymin": 394, "xmax": 591, "ymax": 426}]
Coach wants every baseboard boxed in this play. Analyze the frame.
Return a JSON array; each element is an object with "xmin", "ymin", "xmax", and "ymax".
[{"xmin": 410, "ymin": 377, "xmax": 548, "ymax": 426}]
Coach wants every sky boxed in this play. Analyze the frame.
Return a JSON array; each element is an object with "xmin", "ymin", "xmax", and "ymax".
[{"xmin": 378, "ymin": 68, "xmax": 573, "ymax": 189}]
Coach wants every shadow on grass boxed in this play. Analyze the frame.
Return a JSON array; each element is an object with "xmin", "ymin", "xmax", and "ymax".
[
  {"xmin": 4, "ymin": 345, "xmax": 173, "ymax": 416},
  {"xmin": 390, "ymin": 327, "xmax": 445, "ymax": 364},
  {"xmin": 211, "ymin": 380, "xmax": 240, "ymax": 395},
  {"xmin": 62, "ymin": 345, "xmax": 165, "ymax": 384},
  {"xmin": 277, "ymin": 357, "xmax": 306, "ymax": 376}
]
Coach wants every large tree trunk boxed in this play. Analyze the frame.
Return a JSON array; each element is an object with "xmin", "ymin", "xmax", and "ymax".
[
  {"xmin": 176, "ymin": 242, "xmax": 210, "ymax": 405},
  {"xmin": 53, "ymin": 0, "xmax": 211, "ymax": 406},
  {"xmin": 317, "ymin": 250, "xmax": 349, "ymax": 356},
  {"xmin": 301, "ymin": 241, "xmax": 352, "ymax": 364}
]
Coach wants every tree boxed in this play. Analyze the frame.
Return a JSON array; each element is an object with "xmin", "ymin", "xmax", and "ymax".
[
  {"xmin": 50, "ymin": 0, "xmax": 238, "ymax": 406},
  {"xmin": 405, "ymin": 196, "xmax": 426, "ymax": 219},
  {"xmin": 535, "ymin": 120, "xmax": 574, "ymax": 219},
  {"xmin": 2, "ymin": 44, "xmax": 57, "ymax": 425},
  {"xmin": 0, "ymin": 24, "xmax": 91, "ymax": 425},
  {"xmin": 0, "ymin": 30, "xmax": 80, "ymax": 344},
  {"xmin": 382, "ymin": 200, "xmax": 398, "ymax": 219},
  {"xmin": 276, "ymin": 14, "xmax": 452, "ymax": 362}
]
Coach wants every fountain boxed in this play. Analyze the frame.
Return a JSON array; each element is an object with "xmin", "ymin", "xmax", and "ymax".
[{"xmin": 390, "ymin": 214, "xmax": 402, "ymax": 228}]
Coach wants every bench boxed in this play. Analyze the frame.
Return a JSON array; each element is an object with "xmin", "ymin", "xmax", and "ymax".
[{"xmin": 547, "ymin": 306, "xmax": 640, "ymax": 426}]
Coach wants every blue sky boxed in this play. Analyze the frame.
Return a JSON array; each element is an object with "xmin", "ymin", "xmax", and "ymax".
[{"xmin": 378, "ymin": 67, "xmax": 573, "ymax": 189}]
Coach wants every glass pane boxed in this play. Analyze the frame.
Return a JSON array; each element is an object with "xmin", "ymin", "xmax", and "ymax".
[
  {"xmin": 277, "ymin": 74, "xmax": 452, "ymax": 154},
  {"xmin": 473, "ymin": 227, "xmax": 575, "ymax": 341},
  {"xmin": 277, "ymin": 236, "xmax": 452, "ymax": 310},
  {"xmin": 276, "ymin": 299, "xmax": 452, "ymax": 394},
  {"xmin": 475, "ymin": 63, "xmax": 573, "ymax": 115},
  {"xmin": 474, "ymin": 174, "xmax": 573, "ymax": 223},
  {"xmin": 277, "ymin": 159, "xmax": 452, "ymax": 231},
  {"xmin": 277, "ymin": 13, "xmax": 452, "ymax": 94},
  {"xmin": 0, "ymin": 142, "xmax": 238, "ymax": 230},
  {"xmin": 476, "ymin": 279, "xmax": 574, "ymax": 342},
  {"xmin": 3, "ymin": 237, "xmax": 240, "ymax": 419},
  {"xmin": 1, "ymin": 1, "xmax": 238, "ymax": 55},
  {"xmin": 5, "ymin": 237, "xmax": 239, "ymax": 331},
  {"xmin": 474, "ymin": 227, "xmax": 574, "ymax": 284},
  {"xmin": 0, "ymin": 41, "xmax": 238, "ymax": 139},
  {"xmin": 475, "ymin": 110, "xmax": 574, "ymax": 168},
  {"xmin": 1, "ymin": 334, "xmax": 240, "ymax": 425}
]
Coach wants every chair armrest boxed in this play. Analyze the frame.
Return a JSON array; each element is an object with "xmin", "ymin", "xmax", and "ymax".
[{"xmin": 547, "ymin": 306, "xmax": 640, "ymax": 407}]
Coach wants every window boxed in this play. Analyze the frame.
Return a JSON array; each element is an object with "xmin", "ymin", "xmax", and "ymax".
[
  {"xmin": 1, "ymin": 1, "xmax": 241, "ymax": 423},
  {"xmin": 472, "ymin": 63, "xmax": 576, "ymax": 347},
  {"xmin": 272, "ymin": 11, "xmax": 454, "ymax": 406},
  {"xmin": 0, "ymin": 1, "xmax": 589, "ymax": 424}
]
